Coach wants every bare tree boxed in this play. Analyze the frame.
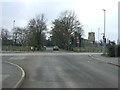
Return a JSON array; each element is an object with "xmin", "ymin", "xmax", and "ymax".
[
  {"xmin": 51, "ymin": 10, "xmax": 84, "ymax": 49},
  {"xmin": 1, "ymin": 28, "xmax": 11, "ymax": 45},
  {"xmin": 27, "ymin": 14, "xmax": 47, "ymax": 50},
  {"xmin": 12, "ymin": 27, "xmax": 25, "ymax": 46}
]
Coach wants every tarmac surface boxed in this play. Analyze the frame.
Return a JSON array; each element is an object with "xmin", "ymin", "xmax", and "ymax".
[
  {"xmin": 89, "ymin": 54, "xmax": 119, "ymax": 66},
  {"xmin": 1, "ymin": 48, "xmax": 119, "ymax": 88}
]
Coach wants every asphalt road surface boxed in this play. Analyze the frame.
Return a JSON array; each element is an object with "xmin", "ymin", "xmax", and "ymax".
[{"xmin": 2, "ymin": 47, "xmax": 118, "ymax": 88}]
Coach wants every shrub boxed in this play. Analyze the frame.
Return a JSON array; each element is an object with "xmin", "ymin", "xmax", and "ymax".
[
  {"xmin": 116, "ymin": 45, "xmax": 120, "ymax": 57},
  {"xmin": 107, "ymin": 44, "xmax": 115, "ymax": 57}
]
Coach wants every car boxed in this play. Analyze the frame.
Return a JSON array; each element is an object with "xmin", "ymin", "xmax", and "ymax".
[
  {"xmin": 53, "ymin": 46, "xmax": 59, "ymax": 51},
  {"xmin": 43, "ymin": 46, "xmax": 46, "ymax": 49}
]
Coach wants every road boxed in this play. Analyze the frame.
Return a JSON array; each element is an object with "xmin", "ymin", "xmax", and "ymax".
[{"xmin": 2, "ymin": 47, "xmax": 118, "ymax": 88}]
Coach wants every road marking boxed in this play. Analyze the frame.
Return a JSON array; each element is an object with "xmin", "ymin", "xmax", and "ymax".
[
  {"xmin": 3, "ymin": 61, "xmax": 25, "ymax": 88},
  {"xmin": 0, "ymin": 74, "xmax": 10, "ymax": 81},
  {"xmin": 9, "ymin": 56, "xmax": 26, "ymax": 60},
  {"xmin": 1, "ymin": 52, "xmax": 102, "ymax": 56}
]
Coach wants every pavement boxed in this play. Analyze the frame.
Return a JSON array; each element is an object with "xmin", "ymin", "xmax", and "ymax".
[
  {"xmin": 89, "ymin": 54, "xmax": 119, "ymax": 67},
  {"xmin": 2, "ymin": 49, "xmax": 118, "ymax": 88},
  {"xmin": 1, "ymin": 61, "xmax": 25, "ymax": 88},
  {"xmin": 1, "ymin": 51, "xmax": 22, "ymax": 53}
]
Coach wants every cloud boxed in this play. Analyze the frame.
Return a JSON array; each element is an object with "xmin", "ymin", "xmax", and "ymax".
[{"xmin": 1, "ymin": 0, "xmax": 119, "ymax": 41}]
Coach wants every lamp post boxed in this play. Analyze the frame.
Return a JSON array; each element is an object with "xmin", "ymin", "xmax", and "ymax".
[
  {"xmin": 13, "ymin": 20, "xmax": 15, "ymax": 28},
  {"xmin": 13, "ymin": 20, "xmax": 15, "ymax": 46},
  {"xmin": 103, "ymin": 9, "xmax": 106, "ymax": 54},
  {"xmin": 98, "ymin": 28, "xmax": 100, "ymax": 43}
]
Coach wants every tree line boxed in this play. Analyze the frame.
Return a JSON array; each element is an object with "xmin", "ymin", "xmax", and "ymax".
[
  {"xmin": 1, "ymin": 14, "xmax": 47, "ymax": 50},
  {"xmin": 1, "ymin": 10, "xmax": 84, "ymax": 50}
]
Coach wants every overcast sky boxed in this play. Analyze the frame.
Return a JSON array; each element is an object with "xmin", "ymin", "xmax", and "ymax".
[{"xmin": 0, "ymin": 0, "xmax": 119, "ymax": 42}]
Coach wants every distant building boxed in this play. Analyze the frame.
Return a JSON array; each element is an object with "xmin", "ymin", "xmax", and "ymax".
[{"xmin": 88, "ymin": 32, "xmax": 95, "ymax": 44}]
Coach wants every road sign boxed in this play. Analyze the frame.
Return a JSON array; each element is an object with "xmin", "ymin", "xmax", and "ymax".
[
  {"xmin": 0, "ymin": 34, "xmax": 3, "ymax": 38},
  {"xmin": 76, "ymin": 39, "xmax": 80, "ymax": 42}
]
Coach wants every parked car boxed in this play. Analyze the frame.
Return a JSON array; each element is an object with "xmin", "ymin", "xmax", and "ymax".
[{"xmin": 53, "ymin": 46, "xmax": 59, "ymax": 51}]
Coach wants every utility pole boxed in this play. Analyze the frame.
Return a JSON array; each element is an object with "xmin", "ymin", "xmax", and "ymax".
[{"xmin": 103, "ymin": 9, "xmax": 106, "ymax": 54}]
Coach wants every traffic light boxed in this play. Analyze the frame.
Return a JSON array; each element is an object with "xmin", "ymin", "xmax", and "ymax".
[
  {"xmin": 103, "ymin": 36, "xmax": 105, "ymax": 39},
  {"xmin": 103, "ymin": 35, "xmax": 106, "ymax": 43},
  {"xmin": 104, "ymin": 38, "xmax": 106, "ymax": 43}
]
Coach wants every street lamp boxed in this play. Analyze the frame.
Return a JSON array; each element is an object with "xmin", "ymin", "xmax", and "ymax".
[
  {"xmin": 103, "ymin": 9, "xmax": 106, "ymax": 38},
  {"xmin": 103, "ymin": 9, "xmax": 106, "ymax": 54},
  {"xmin": 13, "ymin": 20, "xmax": 15, "ymax": 46}
]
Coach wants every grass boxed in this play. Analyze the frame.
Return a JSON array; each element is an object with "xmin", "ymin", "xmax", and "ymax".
[
  {"xmin": 2, "ymin": 46, "xmax": 46, "ymax": 51},
  {"xmin": 101, "ymin": 53, "xmax": 120, "ymax": 58},
  {"xmin": 101, "ymin": 54, "xmax": 110, "ymax": 57},
  {"xmin": 72, "ymin": 47, "xmax": 103, "ymax": 52}
]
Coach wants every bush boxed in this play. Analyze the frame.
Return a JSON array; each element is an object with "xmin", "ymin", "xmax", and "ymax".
[
  {"xmin": 116, "ymin": 45, "xmax": 120, "ymax": 57},
  {"xmin": 107, "ymin": 44, "xmax": 115, "ymax": 57}
]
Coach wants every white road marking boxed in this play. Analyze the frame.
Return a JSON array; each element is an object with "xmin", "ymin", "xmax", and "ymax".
[
  {"xmin": 0, "ymin": 74, "xmax": 10, "ymax": 81},
  {"xmin": 3, "ymin": 61, "xmax": 25, "ymax": 88},
  {"xmin": 1, "ymin": 52, "xmax": 102, "ymax": 56}
]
